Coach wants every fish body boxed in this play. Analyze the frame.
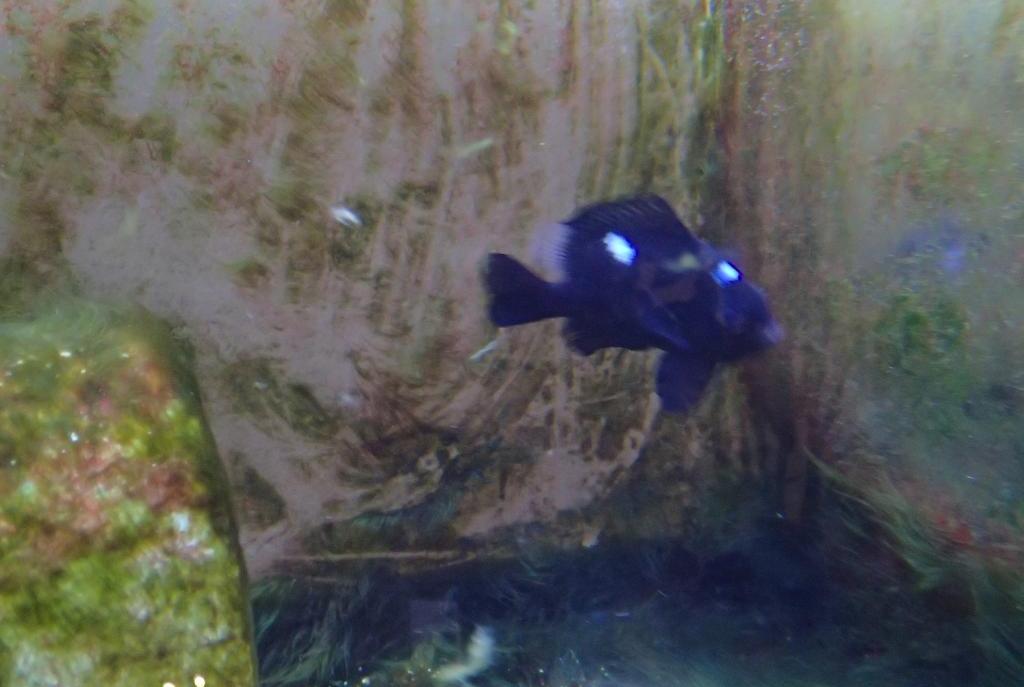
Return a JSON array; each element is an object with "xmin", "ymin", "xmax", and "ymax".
[{"xmin": 484, "ymin": 195, "xmax": 781, "ymax": 412}]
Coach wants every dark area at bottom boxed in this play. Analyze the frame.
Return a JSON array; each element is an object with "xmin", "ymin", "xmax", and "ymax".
[{"xmin": 253, "ymin": 516, "xmax": 986, "ymax": 686}]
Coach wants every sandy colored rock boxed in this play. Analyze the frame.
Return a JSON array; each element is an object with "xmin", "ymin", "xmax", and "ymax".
[{"xmin": 0, "ymin": 0, "xmax": 715, "ymax": 578}]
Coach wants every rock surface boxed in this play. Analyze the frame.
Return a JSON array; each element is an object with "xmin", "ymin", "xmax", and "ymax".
[
  {"xmin": 0, "ymin": 0, "xmax": 725, "ymax": 578},
  {"xmin": 0, "ymin": 302, "xmax": 255, "ymax": 687},
  {"xmin": 1, "ymin": 0, "xmax": 1021, "ymax": 589}
]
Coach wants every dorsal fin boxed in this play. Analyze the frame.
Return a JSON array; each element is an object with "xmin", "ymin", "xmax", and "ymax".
[{"xmin": 564, "ymin": 195, "xmax": 693, "ymax": 238}]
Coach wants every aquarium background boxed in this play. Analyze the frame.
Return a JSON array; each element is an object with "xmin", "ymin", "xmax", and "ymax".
[{"xmin": 0, "ymin": 0, "xmax": 1022, "ymax": 685}]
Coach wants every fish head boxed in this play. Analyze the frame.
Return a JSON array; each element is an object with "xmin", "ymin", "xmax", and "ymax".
[{"xmin": 715, "ymin": 278, "xmax": 783, "ymax": 360}]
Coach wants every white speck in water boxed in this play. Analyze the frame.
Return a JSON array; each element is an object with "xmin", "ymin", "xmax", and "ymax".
[
  {"xmin": 330, "ymin": 204, "xmax": 362, "ymax": 227},
  {"xmin": 163, "ymin": 683, "xmax": 176, "ymax": 687},
  {"xmin": 59, "ymin": 350, "xmax": 72, "ymax": 358},
  {"xmin": 171, "ymin": 512, "xmax": 190, "ymax": 534},
  {"xmin": 193, "ymin": 675, "xmax": 206, "ymax": 687},
  {"xmin": 468, "ymin": 339, "xmax": 498, "ymax": 362},
  {"xmin": 69, "ymin": 432, "xmax": 80, "ymax": 443},
  {"xmin": 253, "ymin": 380, "xmax": 269, "ymax": 391},
  {"xmin": 435, "ymin": 626, "xmax": 496, "ymax": 685},
  {"xmin": 603, "ymin": 232, "xmax": 636, "ymax": 265},
  {"xmin": 337, "ymin": 391, "xmax": 360, "ymax": 408},
  {"xmin": 455, "ymin": 137, "xmax": 494, "ymax": 159}
]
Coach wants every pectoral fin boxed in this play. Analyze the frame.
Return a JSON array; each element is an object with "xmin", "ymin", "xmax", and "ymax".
[{"xmin": 634, "ymin": 293, "xmax": 691, "ymax": 351}]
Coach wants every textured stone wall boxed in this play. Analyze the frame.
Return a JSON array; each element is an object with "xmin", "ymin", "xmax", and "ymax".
[
  {"xmin": 2, "ymin": 0, "xmax": 1020, "ymax": 587},
  {"xmin": 0, "ymin": 1, "xmax": 725, "ymax": 577}
]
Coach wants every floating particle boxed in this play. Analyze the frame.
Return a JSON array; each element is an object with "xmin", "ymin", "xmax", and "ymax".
[
  {"xmin": 468, "ymin": 339, "xmax": 498, "ymax": 362},
  {"xmin": 455, "ymin": 137, "xmax": 495, "ymax": 159},
  {"xmin": 330, "ymin": 203, "xmax": 362, "ymax": 227}
]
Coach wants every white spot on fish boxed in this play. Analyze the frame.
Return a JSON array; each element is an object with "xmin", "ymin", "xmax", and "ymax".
[
  {"xmin": 712, "ymin": 260, "xmax": 741, "ymax": 285},
  {"xmin": 69, "ymin": 431, "xmax": 79, "ymax": 443},
  {"xmin": 665, "ymin": 251, "xmax": 700, "ymax": 272},
  {"xmin": 603, "ymin": 232, "xmax": 636, "ymax": 265},
  {"xmin": 330, "ymin": 204, "xmax": 362, "ymax": 227}
]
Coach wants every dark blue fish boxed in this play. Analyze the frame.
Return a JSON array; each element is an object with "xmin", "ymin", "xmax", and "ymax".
[{"xmin": 484, "ymin": 195, "xmax": 782, "ymax": 412}]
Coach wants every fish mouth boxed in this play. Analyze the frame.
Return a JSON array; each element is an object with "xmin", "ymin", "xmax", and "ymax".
[{"xmin": 761, "ymin": 321, "xmax": 785, "ymax": 347}]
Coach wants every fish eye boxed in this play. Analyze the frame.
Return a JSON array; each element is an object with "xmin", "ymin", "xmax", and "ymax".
[
  {"xmin": 712, "ymin": 260, "xmax": 742, "ymax": 285},
  {"xmin": 603, "ymin": 232, "xmax": 637, "ymax": 265}
]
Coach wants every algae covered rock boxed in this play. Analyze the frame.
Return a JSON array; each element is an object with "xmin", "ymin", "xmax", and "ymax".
[{"xmin": 0, "ymin": 302, "xmax": 255, "ymax": 686}]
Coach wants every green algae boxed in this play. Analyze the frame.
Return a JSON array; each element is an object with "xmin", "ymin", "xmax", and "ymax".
[
  {"xmin": 237, "ymin": 464, "xmax": 288, "ymax": 529},
  {"xmin": 0, "ymin": 300, "xmax": 255, "ymax": 686},
  {"xmin": 326, "ymin": 193, "xmax": 384, "ymax": 269},
  {"xmin": 684, "ymin": 0, "xmax": 727, "ymax": 218},
  {"xmin": 228, "ymin": 258, "xmax": 272, "ymax": 290},
  {"xmin": 206, "ymin": 100, "xmax": 250, "ymax": 145},
  {"xmin": 870, "ymin": 291, "xmax": 968, "ymax": 377},
  {"xmin": 129, "ymin": 110, "xmax": 179, "ymax": 163},
  {"xmin": 2, "ymin": 1, "xmax": 156, "ymax": 288},
  {"xmin": 323, "ymin": 0, "xmax": 372, "ymax": 25},
  {"xmin": 259, "ymin": 1, "xmax": 373, "ymax": 300},
  {"xmin": 222, "ymin": 358, "xmax": 339, "ymax": 441},
  {"xmin": 822, "ymin": 460, "xmax": 1024, "ymax": 684},
  {"xmin": 267, "ymin": 174, "xmax": 320, "ymax": 224},
  {"xmin": 252, "ymin": 572, "xmax": 410, "ymax": 687},
  {"xmin": 876, "ymin": 127, "xmax": 1003, "ymax": 205},
  {"xmin": 631, "ymin": 1, "xmax": 690, "ymax": 196},
  {"xmin": 312, "ymin": 494, "xmax": 459, "ymax": 553},
  {"xmin": 50, "ymin": 16, "xmax": 123, "ymax": 120},
  {"xmin": 47, "ymin": 1, "xmax": 153, "ymax": 124},
  {"xmin": 394, "ymin": 180, "xmax": 441, "ymax": 208},
  {"xmin": 169, "ymin": 37, "xmax": 254, "ymax": 92}
]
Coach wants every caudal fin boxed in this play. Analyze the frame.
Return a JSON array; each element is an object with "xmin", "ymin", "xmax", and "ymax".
[{"xmin": 485, "ymin": 253, "xmax": 568, "ymax": 326}]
